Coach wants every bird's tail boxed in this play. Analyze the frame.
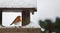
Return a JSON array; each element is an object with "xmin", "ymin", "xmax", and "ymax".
[{"xmin": 10, "ymin": 23, "xmax": 13, "ymax": 25}]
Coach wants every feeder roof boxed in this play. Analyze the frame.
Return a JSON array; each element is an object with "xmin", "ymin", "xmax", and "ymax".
[{"xmin": 0, "ymin": 0, "xmax": 37, "ymax": 8}]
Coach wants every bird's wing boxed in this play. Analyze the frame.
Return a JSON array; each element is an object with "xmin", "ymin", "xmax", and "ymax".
[{"xmin": 10, "ymin": 16, "xmax": 18, "ymax": 25}]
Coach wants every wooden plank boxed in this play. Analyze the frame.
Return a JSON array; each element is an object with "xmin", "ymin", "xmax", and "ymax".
[
  {"xmin": 0, "ymin": 28, "xmax": 40, "ymax": 33},
  {"xmin": 0, "ymin": 11, "xmax": 2, "ymax": 25},
  {"xmin": 1, "ymin": 32, "xmax": 40, "ymax": 33},
  {"xmin": 0, "ymin": 8, "xmax": 37, "ymax": 12}
]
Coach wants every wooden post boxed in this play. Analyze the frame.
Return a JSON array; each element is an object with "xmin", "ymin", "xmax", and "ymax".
[
  {"xmin": 22, "ymin": 10, "xmax": 30, "ymax": 26},
  {"xmin": 0, "ymin": 11, "xmax": 2, "ymax": 25}
]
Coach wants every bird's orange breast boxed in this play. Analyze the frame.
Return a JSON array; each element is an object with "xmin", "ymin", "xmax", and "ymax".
[{"xmin": 17, "ymin": 16, "xmax": 22, "ymax": 22}]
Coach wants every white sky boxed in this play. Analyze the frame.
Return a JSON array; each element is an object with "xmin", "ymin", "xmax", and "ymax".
[{"xmin": 37, "ymin": 0, "xmax": 60, "ymax": 22}]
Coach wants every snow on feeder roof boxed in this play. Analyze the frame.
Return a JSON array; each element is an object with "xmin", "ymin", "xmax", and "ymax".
[{"xmin": 0, "ymin": 0, "xmax": 37, "ymax": 8}]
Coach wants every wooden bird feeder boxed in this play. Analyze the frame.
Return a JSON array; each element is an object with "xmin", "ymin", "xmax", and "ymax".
[
  {"xmin": 0, "ymin": 8, "xmax": 37, "ymax": 26},
  {"xmin": 0, "ymin": 0, "xmax": 37, "ymax": 26}
]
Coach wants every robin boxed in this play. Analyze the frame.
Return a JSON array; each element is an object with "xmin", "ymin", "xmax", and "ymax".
[{"xmin": 10, "ymin": 16, "xmax": 22, "ymax": 25}]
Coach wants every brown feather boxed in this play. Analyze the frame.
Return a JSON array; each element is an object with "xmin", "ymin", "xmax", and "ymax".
[{"xmin": 10, "ymin": 16, "xmax": 22, "ymax": 25}]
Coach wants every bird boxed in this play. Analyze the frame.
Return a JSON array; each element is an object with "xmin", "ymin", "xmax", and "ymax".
[{"xmin": 10, "ymin": 16, "xmax": 22, "ymax": 25}]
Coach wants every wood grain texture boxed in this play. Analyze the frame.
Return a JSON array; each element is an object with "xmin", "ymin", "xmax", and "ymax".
[{"xmin": 0, "ymin": 28, "xmax": 40, "ymax": 33}]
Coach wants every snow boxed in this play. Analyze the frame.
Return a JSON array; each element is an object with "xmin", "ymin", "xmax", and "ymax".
[
  {"xmin": 22, "ymin": 22, "xmax": 40, "ymax": 28},
  {"xmin": 0, "ymin": 0, "xmax": 37, "ymax": 8}
]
